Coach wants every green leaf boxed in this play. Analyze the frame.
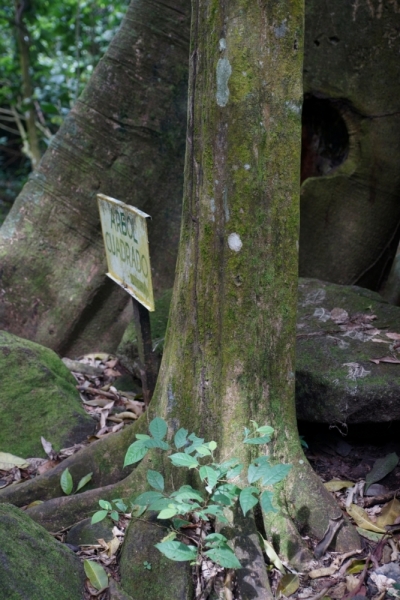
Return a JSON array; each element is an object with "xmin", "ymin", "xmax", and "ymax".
[
  {"xmin": 208, "ymin": 441, "xmax": 217, "ymax": 451},
  {"xmin": 83, "ymin": 559, "xmax": 108, "ymax": 591},
  {"xmin": 99, "ymin": 499, "xmax": 112, "ymax": 510},
  {"xmin": 143, "ymin": 438, "xmax": 169, "ymax": 450},
  {"xmin": 124, "ymin": 442, "xmax": 148, "ymax": 467},
  {"xmin": 158, "ymin": 507, "xmax": 179, "ymax": 519},
  {"xmin": 261, "ymin": 464, "xmax": 292, "ymax": 486},
  {"xmin": 169, "ymin": 453, "xmax": 199, "ymax": 469},
  {"xmin": 204, "ymin": 546, "xmax": 241, "ymax": 569},
  {"xmin": 155, "ymin": 541, "xmax": 198, "ymax": 562},
  {"xmin": 184, "ymin": 434, "xmax": 205, "ymax": 454},
  {"xmin": 256, "ymin": 425, "xmax": 274, "ymax": 436},
  {"xmin": 365, "ymin": 453, "xmax": 399, "ymax": 492},
  {"xmin": 171, "ymin": 485, "xmax": 203, "ymax": 502},
  {"xmin": 60, "ymin": 468, "xmax": 73, "ymax": 495},
  {"xmin": 218, "ymin": 458, "xmax": 240, "ymax": 473},
  {"xmin": 110, "ymin": 510, "xmax": 119, "ymax": 521},
  {"xmin": 135, "ymin": 434, "xmax": 151, "ymax": 440},
  {"xmin": 172, "ymin": 518, "xmax": 191, "ymax": 529},
  {"xmin": 133, "ymin": 491, "xmax": 164, "ymax": 506},
  {"xmin": 76, "ymin": 472, "xmax": 93, "ymax": 492},
  {"xmin": 243, "ymin": 435, "xmax": 271, "ymax": 445},
  {"xmin": 199, "ymin": 466, "xmax": 219, "ymax": 490},
  {"xmin": 211, "ymin": 491, "xmax": 233, "ymax": 506},
  {"xmin": 174, "ymin": 428, "xmax": 188, "ymax": 449},
  {"xmin": 202, "ymin": 504, "xmax": 227, "ymax": 517},
  {"xmin": 226, "ymin": 464, "xmax": 244, "ymax": 480},
  {"xmin": 91, "ymin": 510, "xmax": 109, "ymax": 524},
  {"xmin": 260, "ymin": 490, "xmax": 277, "ymax": 513},
  {"xmin": 356, "ymin": 527, "xmax": 384, "ymax": 542},
  {"xmin": 148, "ymin": 498, "xmax": 173, "ymax": 511},
  {"xmin": 149, "ymin": 417, "xmax": 168, "ymax": 440},
  {"xmin": 130, "ymin": 504, "xmax": 147, "ymax": 517},
  {"xmin": 195, "ymin": 445, "xmax": 212, "ymax": 456},
  {"xmin": 113, "ymin": 499, "xmax": 127, "ymax": 512},
  {"xmin": 147, "ymin": 470, "xmax": 164, "ymax": 492},
  {"xmin": 204, "ymin": 533, "xmax": 228, "ymax": 547},
  {"xmin": 239, "ymin": 486, "xmax": 259, "ymax": 516}
]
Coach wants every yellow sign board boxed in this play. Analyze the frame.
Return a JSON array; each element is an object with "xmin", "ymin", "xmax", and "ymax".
[{"xmin": 97, "ymin": 194, "xmax": 155, "ymax": 311}]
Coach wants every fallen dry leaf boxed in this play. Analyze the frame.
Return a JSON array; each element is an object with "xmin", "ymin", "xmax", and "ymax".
[
  {"xmin": 386, "ymin": 332, "xmax": 400, "ymax": 340},
  {"xmin": 369, "ymin": 356, "xmax": 400, "ymax": 365},
  {"xmin": 347, "ymin": 504, "xmax": 386, "ymax": 533},
  {"xmin": 0, "ymin": 452, "xmax": 29, "ymax": 470},
  {"xmin": 309, "ymin": 566, "xmax": 338, "ymax": 579},
  {"xmin": 324, "ymin": 480, "xmax": 355, "ymax": 492},
  {"xmin": 37, "ymin": 460, "xmax": 59, "ymax": 475},
  {"xmin": 376, "ymin": 498, "xmax": 400, "ymax": 528}
]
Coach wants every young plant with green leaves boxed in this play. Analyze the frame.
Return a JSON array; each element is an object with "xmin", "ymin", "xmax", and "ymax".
[
  {"xmin": 60, "ymin": 468, "xmax": 92, "ymax": 496},
  {"xmin": 92, "ymin": 417, "xmax": 291, "ymax": 569}
]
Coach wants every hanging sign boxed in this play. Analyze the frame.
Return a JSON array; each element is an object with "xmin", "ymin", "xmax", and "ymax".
[{"xmin": 97, "ymin": 194, "xmax": 155, "ymax": 311}]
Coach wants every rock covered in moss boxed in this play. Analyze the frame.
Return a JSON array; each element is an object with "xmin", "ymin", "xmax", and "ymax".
[
  {"xmin": 119, "ymin": 513, "xmax": 192, "ymax": 600},
  {"xmin": 296, "ymin": 278, "xmax": 400, "ymax": 424},
  {"xmin": 0, "ymin": 331, "xmax": 94, "ymax": 457},
  {"xmin": 0, "ymin": 503, "xmax": 85, "ymax": 599}
]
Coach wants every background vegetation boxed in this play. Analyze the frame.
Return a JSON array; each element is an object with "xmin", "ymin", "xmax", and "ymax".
[{"xmin": 0, "ymin": 0, "xmax": 129, "ymax": 222}]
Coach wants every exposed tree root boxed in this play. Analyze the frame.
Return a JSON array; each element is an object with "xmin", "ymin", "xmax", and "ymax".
[
  {"xmin": 26, "ymin": 459, "xmax": 149, "ymax": 532},
  {"xmin": 0, "ymin": 416, "xmax": 149, "ymax": 507},
  {"xmin": 264, "ymin": 461, "xmax": 360, "ymax": 569}
]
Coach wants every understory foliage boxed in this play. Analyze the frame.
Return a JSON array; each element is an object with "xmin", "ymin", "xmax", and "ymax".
[
  {"xmin": 92, "ymin": 418, "xmax": 291, "ymax": 569},
  {"xmin": 0, "ymin": 0, "xmax": 129, "ymax": 163}
]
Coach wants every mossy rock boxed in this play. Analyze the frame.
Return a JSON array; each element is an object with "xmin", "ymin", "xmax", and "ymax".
[
  {"xmin": 0, "ymin": 331, "xmax": 94, "ymax": 457},
  {"xmin": 66, "ymin": 516, "xmax": 115, "ymax": 546},
  {"xmin": 119, "ymin": 513, "xmax": 192, "ymax": 600},
  {"xmin": 296, "ymin": 278, "xmax": 400, "ymax": 424},
  {"xmin": 0, "ymin": 503, "xmax": 85, "ymax": 600}
]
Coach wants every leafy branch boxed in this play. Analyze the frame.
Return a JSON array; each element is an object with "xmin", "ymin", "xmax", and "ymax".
[{"xmin": 92, "ymin": 417, "xmax": 291, "ymax": 569}]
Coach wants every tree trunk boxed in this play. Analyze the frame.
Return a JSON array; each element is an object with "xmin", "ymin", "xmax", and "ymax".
[
  {"xmin": 0, "ymin": 0, "xmax": 190, "ymax": 357},
  {"xmin": 14, "ymin": 0, "xmax": 42, "ymax": 168},
  {"xmin": 150, "ymin": 0, "xmax": 359, "ymax": 564}
]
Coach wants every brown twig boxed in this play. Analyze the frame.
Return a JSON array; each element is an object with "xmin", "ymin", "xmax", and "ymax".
[
  {"xmin": 77, "ymin": 386, "xmax": 119, "ymax": 400},
  {"xmin": 363, "ymin": 489, "xmax": 400, "ymax": 508}
]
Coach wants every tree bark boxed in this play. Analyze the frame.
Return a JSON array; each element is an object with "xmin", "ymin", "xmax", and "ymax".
[
  {"xmin": 14, "ymin": 0, "xmax": 42, "ymax": 168},
  {"xmin": 0, "ymin": 0, "xmax": 190, "ymax": 357},
  {"xmin": 150, "ymin": 0, "xmax": 359, "ymax": 564}
]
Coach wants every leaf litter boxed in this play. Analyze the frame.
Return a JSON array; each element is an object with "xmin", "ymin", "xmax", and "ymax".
[{"xmin": 5, "ymin": 347, "xmax": 400, "ymax": 598}]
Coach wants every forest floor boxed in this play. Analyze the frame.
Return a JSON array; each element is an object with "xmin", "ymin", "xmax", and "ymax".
[{"xmin": 2, "ymin": 354, "xmax": 400, "ymax": 600}]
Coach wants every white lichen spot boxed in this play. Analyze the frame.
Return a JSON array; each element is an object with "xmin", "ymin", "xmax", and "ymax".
[
  {"xmin": 285, "ymin": 101, "xmax": 301, "ymax": 114},
  {"xmin": 228, "ymin": 233, "xmax": 242, "ymax": 252},
  {"xmin": 242, "ymin": 71, "xmax": 247, "ymax": 77},
  {"xmin": 216, "ymin": 58, "xmax": 232, "ymax": 107},
  {"xmin": 244, "ymin": 164, "xmax": 251, "ymax": 170},
  {"xmin": 219, "ymin": 38, "xmax": 226, "ymax": 51},
  {"xmin": 274, "ymin": 20, "xmax": 287, "ymax": 38},
  {"xmin": 299, "ymin": 460, "xmax": 304, "ymax": 465}
]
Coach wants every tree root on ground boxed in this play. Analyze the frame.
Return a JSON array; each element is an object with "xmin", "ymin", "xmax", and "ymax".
[
  {"xmin": 0, "ymin": 415, "xmax": 148, "ymax": 507},
  {"xmin": 26, "ymin": 459, "xmax": 149, "ymax": 532},
  {"xmin": 264, "ymin": 461, "xmax": 360, "ymax": 569}
]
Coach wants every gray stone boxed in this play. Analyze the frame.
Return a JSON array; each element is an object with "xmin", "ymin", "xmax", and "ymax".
[
  {"xmin": 66, "ymin": 516, "xmax": 115, "ymax": 546},
  {"xmin": 0, "ymin": 331, "xmax": 94, "ymax": 457},
  {"xmin": 0, "ymin": 503, "xmax": 85, "ymax": 600},
  {"xmin": 119, "ymin": 513, "xmax": 192, "ymax": 600},
  {"xmin": 296, "ymin": 278, "xmax": 400, "ymax": 424}
]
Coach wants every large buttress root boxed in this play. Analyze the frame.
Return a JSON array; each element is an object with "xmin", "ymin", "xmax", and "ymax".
[{"xmin": 264, "ymin": 461, "xmax": 360, "ymax": 568}]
